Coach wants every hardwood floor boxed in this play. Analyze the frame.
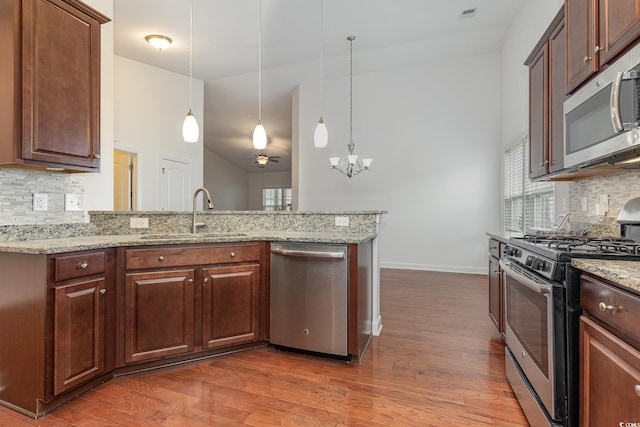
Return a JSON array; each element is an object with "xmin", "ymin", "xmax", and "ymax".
[{"xmin": 0, "ymin": 269, "xmax": 528, "ymax": 426}]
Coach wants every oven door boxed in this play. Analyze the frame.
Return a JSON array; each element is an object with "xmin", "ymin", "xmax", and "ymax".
[{"xmin": 500, "ymin": 259, "xmax": 556, "ymax": 420}]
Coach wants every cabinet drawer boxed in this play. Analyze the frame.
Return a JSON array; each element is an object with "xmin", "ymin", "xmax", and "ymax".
[
  {"xmin": 54, "ymin": 251, "xmax": 106, "ymax": 282},
  {"xmin": 581, "ymin": 275, "xmax": 640, "ymax": 347},
  {"xmin": 489, "ymin": 239, "xmax": 502, "ymax": 259},
  {"xmin": 125, "ymin": 244, "xmax": 260, "ymax": 270}
]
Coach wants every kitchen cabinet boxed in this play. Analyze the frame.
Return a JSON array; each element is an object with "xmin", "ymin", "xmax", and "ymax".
[
  {"xmin": 525, "ymin": 8, "xmax": 566, "ymax": 179},
  {"xmin": 121, "ymin": 243, "xmax": 263, "ymax": 365},
  {"xmin": 579, "ymin": 273, "xmax": 640, "ymax": 426},
  {"xmin": 0, "ymin": 0, "xmax": 109, "ymax": 172},
  {"xmin": 567, "ymin": 0, "xmax": 640, "ymax": 93},
  {"xmin": 488, "ymin": 238, "xmax": 504, "ymax": 337}
]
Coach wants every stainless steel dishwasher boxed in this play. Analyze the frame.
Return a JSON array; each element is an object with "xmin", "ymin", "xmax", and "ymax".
[{"xmin": 270, "ymin": 242, "xmax": 348, "ymax": 357}]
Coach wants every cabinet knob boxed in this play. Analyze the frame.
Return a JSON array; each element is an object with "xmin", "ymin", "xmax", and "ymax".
[
  {"xmin": 230, "ymin": 252, "xmax": 235, "ymax": 258},
  {"xmin": 158, "ymin": 256, "xmax": 165, "ymax": 262},
  {"xmin": 77, "ymin": 262, "xmax": 88, "ymax": 270},
  {"xmin": 583, "ymin": 56, "xmax": 592, "ymax": 63},
  {"xmin": 204, "ymin": 277, "xmax": 209, "ymax": 283},
  {"xmin": 99, "ymin": 289, "xmax": 107, "ymax": 295},
  {"xmin": 594, "ymin": 45, "xmax": 604, "ymax": 53},
  {"xmin": 188, "ymin": 279, "xmax": 193, "ymax": 285},
  {"xmin": 636, "ymin": 384, "xmax": 640, "ymax": 397},
  {"xmin": 598, "ymin": 302, "xmax": 616, "ymax": 313},
  {"xmin": 92, "ymin": 153, "xmax": 101, "ymax": 159}
]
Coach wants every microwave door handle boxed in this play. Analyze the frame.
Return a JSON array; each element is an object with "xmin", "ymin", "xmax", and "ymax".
[{"xmin": 611, "ymin": 71, "xmax": 624, "ymax": 132}]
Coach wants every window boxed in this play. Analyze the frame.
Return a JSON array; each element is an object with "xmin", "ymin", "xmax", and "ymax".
[
  {"xmin": 262, "ymin": 188, "xmax": 292, "ymax": 211},
  {"xmin": 504, "ymin": 135, "xmax": 555, "ymax": 232}
]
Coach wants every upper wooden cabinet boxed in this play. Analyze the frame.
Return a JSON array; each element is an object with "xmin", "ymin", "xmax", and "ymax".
[
  {"xmin": 567, "ymin": 0, "xmax": 640, "ymax": 93},
  {"xmin": 0, "ymin": 0, "xmax": 110, "ymax": 172},
  {"xmin": 525, "ymin": 8, "xmax": 566, "ymax": 179}
]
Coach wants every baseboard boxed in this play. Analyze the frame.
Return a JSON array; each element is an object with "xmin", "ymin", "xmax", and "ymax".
[{"xmin": 379, "ymin": 262, "xmax": 487, "ymax": 275}]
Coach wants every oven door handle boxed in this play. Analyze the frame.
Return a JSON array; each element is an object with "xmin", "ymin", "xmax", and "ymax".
[{"xmin": 500, "ymin": 259, "xmax": 552, "ymax": 295}]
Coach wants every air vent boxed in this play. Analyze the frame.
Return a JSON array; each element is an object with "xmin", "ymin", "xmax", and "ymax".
[{"xmin": 460, "ymin": 8, "xmax": 477, "ymax": 19}]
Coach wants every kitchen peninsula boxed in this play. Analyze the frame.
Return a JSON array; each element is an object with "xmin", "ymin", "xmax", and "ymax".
[{"xmin": 0, "ymin": 210, "xmax": 383, "ymax": 418}]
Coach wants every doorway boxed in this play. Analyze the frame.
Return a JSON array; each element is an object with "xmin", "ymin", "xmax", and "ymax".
[{"xmin": 114, "ymin": 149, "xmax": 138, "ymax": 211}]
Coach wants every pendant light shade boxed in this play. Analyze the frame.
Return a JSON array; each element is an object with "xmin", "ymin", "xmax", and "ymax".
[
  {"xmin": 313, "ymin": 0, "xmax": 328, "ymax": 148},
  {"xmin": 314, "ymin": 119, "xmax": 328, "ymax": 148},
  {"xmin": 183, "ymin": 0, "xmax": 199, "ymax": 143},
  {"xmin": 253, "ymin": 0, "xmax": 268, "ymax": 149},
  {"xmin": 183, "ymin": 109, "xmax": 199, "ymax": 143},
  {"xmin": 253, "ymin": 121, "xmax": 267, "ymax": 149}
]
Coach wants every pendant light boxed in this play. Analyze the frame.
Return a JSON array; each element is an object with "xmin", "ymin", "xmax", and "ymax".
[
  {"xmin": 182, "ymin": 0, "xmax": 199, "ymax": 143},
  {"xmin": 313, "ymin": 0, "xmax": 328, "ymax": 148},
  {"xmin": 252, "ymin": 0, "xmax": 267, "ymax": 150}
]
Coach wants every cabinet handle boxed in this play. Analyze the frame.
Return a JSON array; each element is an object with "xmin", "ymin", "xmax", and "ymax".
[
  {"xmin": 636, "ymin": 384, "xmax": 640, "ymax": 397},
  {"xmin": 77, "ymin": 262, "xmax": 88, "ymax": 270},
  {"xmin": 583, "ymin": 56, "xmax": 592, "ymax": 63},
  {"xmin": 594, "ymin": 45, "xmax": 604, "ymax": 53},
  {"xmin": 598, "ymin": 302, "xmax": 617, "ymax": 313},
  {"xmin": 204, "ymin": 277, "xmax": 209, "ymax": 283},
  {"xmin": 230, "ymin": 252, "xmax": 235, "ymax": 258},
  {"xmin": 188, "ymin": 279, "xmax": 193, "ymax": 285},
  {"xmin": 158, "ymin": 256, "xmax": 165, "ymax": 262},
  {"xmin": 99, "ymin": 289, "xmax": 107, "ymax": 295}
]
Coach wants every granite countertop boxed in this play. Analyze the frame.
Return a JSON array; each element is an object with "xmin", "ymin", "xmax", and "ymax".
[
  {"xmin": 486, "ymin": 231, "xmax": 524, "ymax": 244},
  {"xmin": 0, "ymin": 231, "xmax": 377, "ymax": 255},
  {"xmin": 571, "ymin": 259, "xmax": 640, "ymax": 294}
]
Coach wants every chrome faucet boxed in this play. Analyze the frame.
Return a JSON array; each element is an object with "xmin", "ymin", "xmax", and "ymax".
[{"xmin": 192, "ymin": 187, "xmax": 214, "ymax": 233}]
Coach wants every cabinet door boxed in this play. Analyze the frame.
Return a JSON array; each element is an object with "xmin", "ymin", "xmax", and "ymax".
[
  {"xmin": 549, "ymin": 18, "xmax": 567, "ymax": 174},
  {"xmin": 52, "ymin": 278, "xmax": 105, "ymax": 396},
  {"xmin": 124, "ymin": 270, "xmax": 195, "ymax": 363},
  {"xmin": 21, "ymin": 0, "xmax": 102, "ymax": 169},
  {"xmin": 567, "ymin": 0, "xmax": 595, "ymax": 92},
  {"xmin": 597, "ymin": 0, "xmax": 640, "ymax": 66},
  {"xmin": 529, "ymin": 46, "xmax": 548, "ymax": 179},
  {"xmin": 580, "ymin": 316, "xmax": 640, "ymax": 426},
  {"xmin": 202, "ymin": 264, "xmax": 259, "ymax": 349},
  {"xmin": 488, "ymin": 256, "xmax": 502, "ymax": 333}
]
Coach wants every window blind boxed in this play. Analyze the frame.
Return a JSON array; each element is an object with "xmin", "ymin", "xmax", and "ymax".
[{"xmin": 504, "ymin": 135, "xmax": 555, "ymax": 232}]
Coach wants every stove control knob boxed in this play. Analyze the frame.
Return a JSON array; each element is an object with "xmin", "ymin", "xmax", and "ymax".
[
  {"xmin": 531, "ymin": 258, "xmax": 546, "ymax": 271},
  {"xmin": 505, "ymin": 246, "xmax": 520, "ymax": 257}
]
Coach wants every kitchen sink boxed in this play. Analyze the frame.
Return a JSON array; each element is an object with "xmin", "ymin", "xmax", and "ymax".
[{"xmin": 140, "ymin": 232, "xmax": 246, "ymax": 240}]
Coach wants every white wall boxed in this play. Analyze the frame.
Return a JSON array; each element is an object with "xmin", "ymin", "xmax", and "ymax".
[
  {"xmin": 204, "ymin": 148, "xmax": 249, "ymax": 210},
  {"xmin": 297, "ymin": 54, "xmax": 502, "ymax": 274},
  {"xmin": 500, "ymin": 0, "xmax": 569, "ymax": 215},
  {"xmin": 113, "ymin": 56, "xmax": 204, "ymax": 210}
]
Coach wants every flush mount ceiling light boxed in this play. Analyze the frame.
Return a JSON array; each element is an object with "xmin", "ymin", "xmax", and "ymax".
[
  {"xmin": 182, "ymin": 0, "xmax": 199, "ymax": 143},
  {"xmin": 252, "ymin": 0, "xmax": 267, "ymax": 150},
  {"xmin": 329, "ymin": 36, "xmax": 373, "ymax": 178},
  {"xmin": 313, "ymin": 0, "xmax": 328, "ymax": 148},
  {"xmin": 145, "ymin": 34, "xmax": 172, "ymax": 50}
]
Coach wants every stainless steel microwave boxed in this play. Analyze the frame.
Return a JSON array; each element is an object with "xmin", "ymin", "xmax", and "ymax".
[{"xmin": 564, "ymin": 44, "xmax": 640, "ymax": 169}]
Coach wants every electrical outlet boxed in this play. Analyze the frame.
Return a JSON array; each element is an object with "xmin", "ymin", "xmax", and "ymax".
[
  {"xmin": 130, "ymin": 217, "xmax": 149, "ymax": 228},
  {"xmin": 33, "ymin": 194, "xmax": 48, "ymax": 211},
  {"xmin": 64, "ymin": 194, "xmax": 85, "ymax": 211},
  {"xmin": 581, "ymin": 197, "xmax": 588, "ymax": 212},
  {"xmin": 335, "ymin": 216, "xmax": 349, "ymax": 227}
]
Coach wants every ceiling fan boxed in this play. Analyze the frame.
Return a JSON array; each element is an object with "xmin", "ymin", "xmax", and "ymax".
[{"xmin": 253, "ymin": 151, "xmax": 280, "ymax": 168}]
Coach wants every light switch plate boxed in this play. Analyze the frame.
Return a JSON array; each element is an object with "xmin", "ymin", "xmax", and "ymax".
[
  {"xmin": 64, "ymin": 194, "xmax": 85, "ymax": 211},
  {"xmin": 335, "ymin": 216, "xmax": 349, "ymax": 227},
  {"xmin": 130, "ymin": 217, "xmax": 149, "ymax": 228}
]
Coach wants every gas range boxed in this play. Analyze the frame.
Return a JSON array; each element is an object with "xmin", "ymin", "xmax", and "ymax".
[{"xmin": 505, "ymin": 235, "xmax": 640, "ymax": 282}]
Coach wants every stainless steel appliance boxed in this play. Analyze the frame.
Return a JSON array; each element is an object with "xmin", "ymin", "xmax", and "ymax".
[
  {"xmin": 269, "ymin": 242, "xmax": 348, "ymax": 357},
  {"xmin": 563, "ymin": 43, "xmax": 640, "ymax": 169},
  {"xmin": 502, "ymin": 233, "xmax": 640, "ymax": 427}
]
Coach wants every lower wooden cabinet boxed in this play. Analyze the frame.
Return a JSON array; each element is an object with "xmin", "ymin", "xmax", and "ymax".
[
  {"xmin": 580, "ymin": 316, "xmax": 640, "ymax": 426},
  {"xmin": 202, "ymin": 264, "xmax": 259, "ymax": 349},
  {"xmin": 124, "ymin": 269, "xmax": 195, "ymax": 363},
  {"xmin": 488, "ymin": 239, "xmax": 504, "ymax": 336}
]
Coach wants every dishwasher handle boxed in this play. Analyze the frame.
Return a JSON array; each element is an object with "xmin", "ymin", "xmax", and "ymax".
[{"xmin": 270, "ymin": 248, "xmax": 345, "ymax": 259}]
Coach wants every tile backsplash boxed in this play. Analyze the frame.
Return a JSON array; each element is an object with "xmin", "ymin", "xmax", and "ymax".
[
  {"xmin": 0, "ymin": 167, "xmax": 86, "ymax": 225},
  {"xmin": 568, "ymin": 169, "xmax": 640, "ymax": 234}
]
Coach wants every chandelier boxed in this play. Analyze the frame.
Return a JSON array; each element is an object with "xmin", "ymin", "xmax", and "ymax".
[{"xmin": 329, "ymin": 36, "xmax": 372, "ymax": 178}]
